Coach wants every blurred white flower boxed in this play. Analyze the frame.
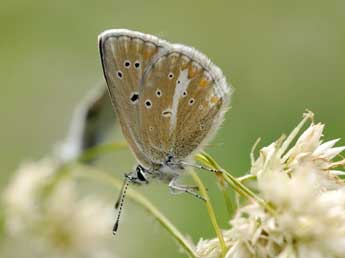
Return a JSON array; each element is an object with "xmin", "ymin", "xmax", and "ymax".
[
  {"xmin": 3, "ymin": 158, "xmax": 57, "ymax": 233},
  {"xmin": 2, "ymin": 158, "xmax": 116, "ymax": 258},
  {"xmin": 197, "ymin": 113, "xmax": 345, "ymax": 258}
]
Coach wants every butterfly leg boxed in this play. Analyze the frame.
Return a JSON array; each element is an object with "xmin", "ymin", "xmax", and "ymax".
[{"xmin": 168, "ymin": 177, "xmax": 206, "ymax": 201}]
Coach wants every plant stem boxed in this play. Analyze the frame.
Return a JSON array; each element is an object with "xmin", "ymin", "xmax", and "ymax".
[
  {"xmin": 190, "ymin": 171, "xmax": 228, "ymax": 257},
  {"xmin": 237, "ymin": 174, "xmax": 257, "ymax": 183},
  {"xmin": 220, "ymin": 185, "xmax": 234, "ymax": 216},
  {"xmin": 222, "ymin": 172, "xmax": 275, "ymax": 215},
  {"xmin": 195, "ymin": 152, "xmax": 276, "ymax": 216},
  {"xmin": 73, "ymin": 165, "xmax": 198, "ymax": 258}
]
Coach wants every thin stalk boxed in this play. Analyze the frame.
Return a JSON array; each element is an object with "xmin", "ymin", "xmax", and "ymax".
[
  {"xmin": 222, "ymin": 172, "xmax": 275, "ymax": 215},
  {"xmin": 73, "ymin": 166, "xmax": 197, "ymax": 258},
  {"xmin": 250, "ymin": 137, "xmax": 261, "ymax": 165},
  {"xmin": 195, "ymin": 152, "xmax": 276, "ymax": 216},
  {"xmin": 190, "ymin": 171, "xmax": 228, "ymax": 257},
  {"xmin": 237, "ymin": 174, "xmax": 257, "ymax": 183},
  {"xmin": 279, "ymin": 110, "xmax": 313, "ymax": 160},
  {"xmin": 220, "ymin": 185, "xmax": 234, "ymax": 216}
]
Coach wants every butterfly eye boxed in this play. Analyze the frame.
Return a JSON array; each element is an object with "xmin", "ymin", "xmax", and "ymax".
[
  {"xmin": 136, "ymin": 166, "xmax": 147, "ymax": 182},
  {"xmin": 116, "ymin": 71, "xmax": 123, "ymax": 79},
  {"xmin": 188, "ymin": 98, "xmax": 195, "ymax": 105},
  {"xmin": 156, "ymin": 89, "xmax": 162, "ymax": 97},
  {"xmin": 123, "ymin": 60, "xmax": 131, "ymax": 68},
  {"xmin": 134, "ymin": 61, "xmax": 141, "ymax": 69},
  {"xmin": 145, "ymin": 99, "xmax": 152, "ymax": 109},
  {"xmin": 168, "ymin": 72, "xmax": 174, "ymax": 79}
]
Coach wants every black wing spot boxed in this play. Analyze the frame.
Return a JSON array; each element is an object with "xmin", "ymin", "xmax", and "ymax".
[
  {"xmin": 156, "ymin": 89, "xmax": 162, "ymax": 97},
  {"xmin": 168, "ymin": 72, "xmax": 174, "ymax": 79},
  {"xmin": 134, "ymin": 61, "xmax": 140, "ymax": 69},
  {"xmin": 189, "ymin": 98, "xmax": 195, "ymax": 105},
  {"xmin": 130, "ymin": 92, "xmax": 139, "ymax": 103},
  {"xmin": 145, "ymin": 99, "xmax": 152, "ymax": 108},
  {"xmin": 117, "ymin": 71, "xmax": 123, "ymax": 79},
  {"xmin": 124, "ymin": 60, "xmax": 131, "ymax": 68}
]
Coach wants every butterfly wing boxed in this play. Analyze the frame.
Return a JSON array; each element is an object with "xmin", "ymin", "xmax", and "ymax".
[
  {"xmin": 99, "ymin": 29, "xmax": 231, "ymax": 167},
  {"xmin": 138, "ymin": 52, "xmax": 182, "ymax": 162},
  {"xmin": 139, "ymin": 45, "xmax": 231, "ymax": 163},
  {"xmin": 98, "ymin": 29, "xmax": 171, "ymax": 167}
]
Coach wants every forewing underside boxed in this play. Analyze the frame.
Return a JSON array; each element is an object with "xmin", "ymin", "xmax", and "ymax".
[{"xmin": 99, "ymin": 30, "xmax": 167, "ymax": 167}]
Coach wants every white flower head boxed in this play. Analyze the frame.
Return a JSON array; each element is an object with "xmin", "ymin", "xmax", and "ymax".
[
  {"xmin": 197, "ymin": 112, "xmax": 345, "ymax": 258},
  {"xmin": 227, "ymin": 168, "xmax": 345, "ymax": 258},
  {"xmin": 252, "ymin": 112, "xmax": 345, "ymax": 190}
]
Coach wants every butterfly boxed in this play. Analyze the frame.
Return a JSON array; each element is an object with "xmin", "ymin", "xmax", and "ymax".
[{"xmin": 98, "ymin": 29, "xmax": 232, "ymax": 234}]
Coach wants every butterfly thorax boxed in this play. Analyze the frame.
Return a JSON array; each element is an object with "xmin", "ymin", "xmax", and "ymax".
[
  {"xmin": 133, "ymin": 154, "xmax": 184, "ymax": 184},
  {"xmin": 156, "ymin": 163, "xmax": 183, "ymax": 182}
]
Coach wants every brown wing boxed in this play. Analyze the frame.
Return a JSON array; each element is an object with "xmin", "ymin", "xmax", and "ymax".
[
  {"xmin": 139, "ymin": 45, "xmax": 231, "ymax": 163},
  {"xmin": 98, "ymin": 29, "xmax": 170, "ymax": 167},
  {"xmin": 138, "ymin": 52, "xmax": 184, "ymax": 162}
]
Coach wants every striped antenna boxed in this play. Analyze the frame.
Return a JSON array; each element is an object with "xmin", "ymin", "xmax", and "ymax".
[{"xmin": 113, "ymin": 175, "xmax": 130, "ymax": 235}]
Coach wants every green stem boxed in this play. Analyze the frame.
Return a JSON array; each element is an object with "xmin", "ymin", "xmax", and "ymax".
[
  {"xmin": 220, "ymin": 184, "xmax": 234, "ymax": 216},
  {"xmin": 195, "ymin": 152, "xmax": 276, "ymax": 216},
  {"xmin": 222, "ymin": 172, "xmax": 275, "ymax": 215},
  {"xmin": 190, "ymin": 171, "xmax": 228, "ymax": 257},
  {"xmin": 237, "ymin": 174, "xmax": 257, "ymax": 183},
  {"xmin": 73, "ymin": 165, "xmax": 197, "ymax": 258}
]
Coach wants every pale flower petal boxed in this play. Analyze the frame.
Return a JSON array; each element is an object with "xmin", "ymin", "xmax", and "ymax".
[
  {"xmin": 322, "ymin": 146, "xmax": 345, "ymax": 159},
  {"xmin": 313, "ymin": 139, "xmax": 340, "ymax": 156}
]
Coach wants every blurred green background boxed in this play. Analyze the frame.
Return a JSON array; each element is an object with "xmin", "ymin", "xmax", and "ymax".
[{"xmin": 1, "ymin": 0, "xmax": 345, "ymax": 257}]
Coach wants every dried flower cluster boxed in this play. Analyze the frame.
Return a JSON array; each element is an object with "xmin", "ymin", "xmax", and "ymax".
[{"xmin": 197, "ymin": 113, "xmax": 345, "ymax": 258}]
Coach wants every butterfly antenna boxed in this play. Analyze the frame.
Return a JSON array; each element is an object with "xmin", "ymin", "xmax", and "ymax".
[
  {"xmin": 113, "ymin": 175, "xmax": 130, "ymax": 235},
  {"xmin": 115, "ymin": 176, "xmax": 127, "ymax": 209}
]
